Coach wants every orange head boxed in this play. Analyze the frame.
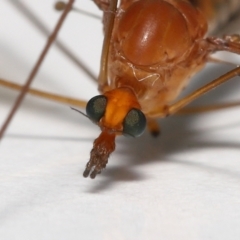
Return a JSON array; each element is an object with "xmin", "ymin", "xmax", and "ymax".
[{"xmin": 84, "ymin": 87, "xmax": 146, "ymax": 178}]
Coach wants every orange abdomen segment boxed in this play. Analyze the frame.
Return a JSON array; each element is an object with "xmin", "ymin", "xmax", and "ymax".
[{"xmin": 118, "ymin": 0, "xmax": 191, "ymax": 66}]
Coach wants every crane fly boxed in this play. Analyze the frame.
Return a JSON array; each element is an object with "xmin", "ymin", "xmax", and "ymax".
[{"xmin": 1, "ymin": 0, "xmax": 240, "ymax": 179}]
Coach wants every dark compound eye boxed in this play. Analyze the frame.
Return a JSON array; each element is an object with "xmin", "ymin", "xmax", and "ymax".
[
  {"xmin": 86, "ymin": 95, "xmax": 107, "ymax": 122},
  {"xmin": 123, "ymin": 108, "xmax": 146, "ymax": 137}
]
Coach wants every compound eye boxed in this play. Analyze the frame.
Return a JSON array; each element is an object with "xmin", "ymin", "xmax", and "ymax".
[
  {"xmin": 123, "ymin": 109, "xmax": 146, "ymax": 137},
  {"xmin": 86, "ymin": 95, "xmax": 107, "ymax": 122}
]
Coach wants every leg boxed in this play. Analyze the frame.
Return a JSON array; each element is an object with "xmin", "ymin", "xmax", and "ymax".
[
  {"xmin": 148, "ymin": 66, "xmax": 240, "ymax": 118},
  {"xmin": 207, "ymin": 34, "xmax": 240, "ymax": 54},
  {"xmin": 97, "ymin": 0, "xmax": 118, "ymax": 92},
  {"xmin": 0, "ymin": 79, "xmax": 87, "ymax": 108},
  {"xmin": 0, "ymin": 0, "xmax": 75, "ymax": 140},
  {"xmin": 158, "ymin": 35, "xmax": 240, "ymax": 116},
  {"xmin": 168, "ymin": 66, "xmax": 240, "ymax": 115}
]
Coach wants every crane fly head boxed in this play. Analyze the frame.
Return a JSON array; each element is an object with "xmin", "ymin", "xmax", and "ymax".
[{"xmin": 83, "ymin": 87, "xmax": 146, "ymax": 179}]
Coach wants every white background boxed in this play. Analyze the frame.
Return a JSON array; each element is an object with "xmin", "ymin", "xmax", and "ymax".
[{"xmin": 1, "ymin": 1, "xmax": 240, "ymax": 239}]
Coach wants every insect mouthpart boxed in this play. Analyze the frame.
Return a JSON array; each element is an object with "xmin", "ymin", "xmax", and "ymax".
[{"xmin": 83, "ymin": 130, "xmax": 116, "ymax": 179}]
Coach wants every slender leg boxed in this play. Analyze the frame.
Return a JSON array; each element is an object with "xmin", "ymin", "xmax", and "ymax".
[
  {"xmin": 0, "ymin": 0, "xmax": 74, "ymax": 140},
  {"xmin": 0, "ymin": 79, "xmax": 87, "ymax": 108},
  {"xmin": 148, "ymin": 66, "xmax": 240, "ymax": 118},
  {"xmin": 1, "ymin": 77, "xmax": 240, "ymax": 117},
  {"xmin": 168, "ymin": 66, "xmax": 240, "ymax": 115},
  {"xmin": 97, "ymin": 0, "xmax": 118, "ymax": 92},
  {"xmin": 207, "ymin": 34, "xmax": 240, "ymax": 54}
]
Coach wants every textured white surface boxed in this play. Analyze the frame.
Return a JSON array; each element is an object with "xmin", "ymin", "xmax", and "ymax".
[{"xmin": 1, "ymin": 1, "xmax": 240, "ymax": 240}]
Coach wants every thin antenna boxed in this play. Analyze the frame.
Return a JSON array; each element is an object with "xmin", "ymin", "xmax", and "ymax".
[
  {"xmin": 0, "ymin": 0, "xmax": 75, "ymax": 140},
  {"xmin": 70, "ymin": 107, "xmax": 89, "ymax": 119}
]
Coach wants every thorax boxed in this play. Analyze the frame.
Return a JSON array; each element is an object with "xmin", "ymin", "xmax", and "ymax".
[{"xmin": 106, "ymin": 0, "xmax": 208, "ymax": 115}]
